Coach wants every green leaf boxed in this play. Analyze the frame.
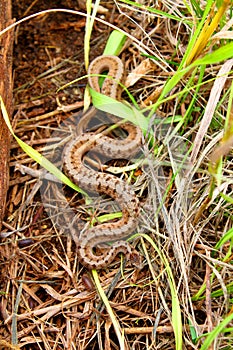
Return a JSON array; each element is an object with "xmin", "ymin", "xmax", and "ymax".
[
  {"xmin": 220, "ymin": 192, "xmax": 233, "ymax": 205},
  {"xmin": 104, "ymin": 30, "xmax": 126, "ymax": 56},
  {"xmin": 158, "ymin": 42, "xmax": 233, "ymax": 105},
  {"xmin": 89, "ymin": 88, "xmax": 148, "ymax": 133},
  {"xmin": 215, "ymin": 227, "xmax": 233, "ymax": 250},
  {"xmin": 193, "ymin": 42, "xmax": 233, "ymax": 66}
]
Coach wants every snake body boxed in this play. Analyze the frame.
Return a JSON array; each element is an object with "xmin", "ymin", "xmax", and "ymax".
[{"xmin": 63, "ymin": 55, "xmax": 142, "ymax": 269}]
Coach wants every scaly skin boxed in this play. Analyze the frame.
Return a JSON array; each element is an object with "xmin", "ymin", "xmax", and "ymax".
[{"xmin": 63, "ymin": 55, "xmax": 142, "ymax": 269}]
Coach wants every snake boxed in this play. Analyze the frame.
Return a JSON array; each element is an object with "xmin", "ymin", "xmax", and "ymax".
[{"xmin": 63, "ymin": 55, "xmax": 142, "ymax": 269}]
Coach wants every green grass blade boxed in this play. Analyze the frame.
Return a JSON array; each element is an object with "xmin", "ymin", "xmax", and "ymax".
[
  {"xmin": 0, "ymin": 96, "xmax": 87, "ymax": 196},
  {"xmin": 215, "ymin": 227, "xmax": 233, "ymax": 250},
  {"xmin": 181, "ymin": 0, "xmax": 213, "ymax": 67},
  {"xmin": 84, "ymin": 0, "xmax": 100, "ymax": 69},
  {"xmin": 92, "ymin": 269, "xmax": 125, "ymax": 349},
  {"xmin": 136, "ymin": 233, "xmax": 183, "ymax": 350},
  {"xmin": 89, "ymin": 88, "xmax": 148, "ymax": 133},
  {"xmin": 199, "ymin": 313, "xmax": 233, "ymax": 350},
  {"xmin": 157, "ymin": 41, "xmax": 233, "ymax": 106},
  {"xmin": 220, "ymin": 193, "xmax": 233, "ymax": 205},
  {"xmin": 104, "ymin": 30, "xmax": 126, "ymax": 55},
  {"xmin": 193, "ymin": 42, "xmax": 233, "ymax": 66},
  {"xmin": 118, "ymin": 0, "xmax": 192, "ymax": 25}
]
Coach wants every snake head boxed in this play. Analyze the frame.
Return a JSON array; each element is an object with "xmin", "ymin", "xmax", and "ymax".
[{"xmin": 130, "ymin": 249, "xmax": 143, "ymax": 269}]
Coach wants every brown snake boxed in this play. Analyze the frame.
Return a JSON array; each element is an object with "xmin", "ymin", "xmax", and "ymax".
[{"xmin": 63, "ymin": 55, "xmax": 142, "ymax": 269}]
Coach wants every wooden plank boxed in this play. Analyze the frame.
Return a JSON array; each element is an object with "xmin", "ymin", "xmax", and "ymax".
[{"xmin": 0, "ymin": 0, "xmax": 14, "ymax": 231}]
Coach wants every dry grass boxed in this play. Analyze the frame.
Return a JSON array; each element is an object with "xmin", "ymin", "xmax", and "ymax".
[{"xmin": 0, "ymin": 1, "xmax": 233, "ymax": 349}]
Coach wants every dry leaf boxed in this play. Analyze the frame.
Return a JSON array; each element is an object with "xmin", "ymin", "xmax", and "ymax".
[{"xmin": 125, "ymin": 58, "xmax": 156, "ymax": 87}]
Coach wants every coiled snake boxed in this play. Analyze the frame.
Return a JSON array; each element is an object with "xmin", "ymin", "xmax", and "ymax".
[{"xmin": 63, "ymin": 55, "xmax": 142, "ymax": 269}]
